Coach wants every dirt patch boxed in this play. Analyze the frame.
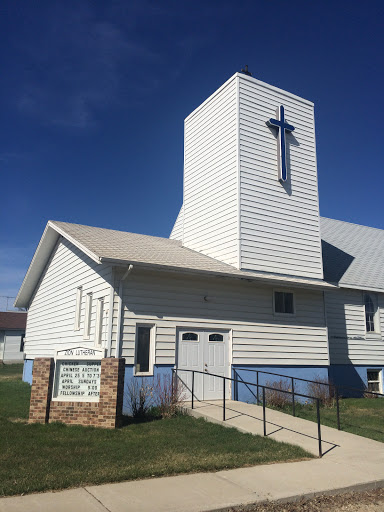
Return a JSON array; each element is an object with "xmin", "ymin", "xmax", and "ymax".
[{"xmin": 227, "ymin": 487, "xmax": 384, "ymax": 512}]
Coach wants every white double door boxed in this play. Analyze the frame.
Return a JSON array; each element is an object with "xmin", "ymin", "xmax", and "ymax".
[{"xmin": 177, "ymin": 329, "xmax": 229, "ymax": 401}]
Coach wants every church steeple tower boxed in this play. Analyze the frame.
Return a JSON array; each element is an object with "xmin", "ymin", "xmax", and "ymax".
[{"xmin": 171, "ymin": 72, "xmax": 324, "ymax": 281}]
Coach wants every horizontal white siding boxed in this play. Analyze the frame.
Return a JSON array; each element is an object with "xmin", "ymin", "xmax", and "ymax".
[
  {"xmin": 2, "ymin": 330, "xmax": 24, "ymax": 362},
  {"xmin": 117, "ymin": 268, "xmax": 329, "ymax": 366},
  {"xmin": 183, "ymin": 76, "xmax": 239, "ymax": 268},
  {"xmin": 170, "ymin": 204, "xmax": 183, "ymax": 241},
  {"xmin": 238, "ymin": 74, "xmax": 323, "ymax": 279},
  {"xmin": 25, "ymin": 238, "xmax": 113, "ymax": 358},
  {"xmin": 325, "ymin": 289, "xmax": 384, "ymax": 365}
]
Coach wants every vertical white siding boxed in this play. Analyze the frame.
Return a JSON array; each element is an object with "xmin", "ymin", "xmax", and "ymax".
[
  {"xmin": 183, "ymin": 76, "xmax": 239, "ymax": 267},
  {"xmin": 170, "ymin": 204, "xmax": 184, "ymax": 241},
  {"xmin": 325, "ymin": 289, "xmax": 384, "ymax": 365},
  {"xmin": 24, "ymin": 238, "xmax": 113, "ymax": 358},
  {"xmin": 238, "ymin": 74, "xmax": 323, "ymax": 279},
  {"xmin": 117, "ymin": 268, "xmax": 329, "ymax": 366}
]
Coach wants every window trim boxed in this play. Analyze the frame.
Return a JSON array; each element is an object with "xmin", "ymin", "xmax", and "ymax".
[
  {"xmin": 208, "ymin": 333, "xmax": 224, "ymax": 342},
  {"xmin": 74, "ymin": 287, "xmax": 82, "ymax": 331},
  {"xmin": 273, "ymin": 289, "xmax": 296, "ymax": 317},
  {"xmin": 367, "ymin": 368, "xmax": 383, "ymax": 394},
  {"xmin": 364, "ymin": 292, "xmax": 381, "ymax": 337},
  {"xmin": 182, "ymin": 332, "xmax": 199, "ymax": 342},
  {"xmin": 134, "ymin": 323, "xmax": 155, "ymax": 376},
  {"xmin": 83, "ymin": 292, "xmax": 92, "ymax": 340},
  {"xmin": 20, "ymin": 334, "xmax": 25, "ymax": 353},
  {"xmin": 94, "ymin": 298, "xmax": 104, "ymax": 348}
]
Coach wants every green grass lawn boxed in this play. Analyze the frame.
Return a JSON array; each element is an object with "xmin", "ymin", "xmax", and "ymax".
[
  {"xmin": 0, "ymin": 365, "xmax": 312, "ymax": 497},
  {"xmin": 0, "ymin": 363, "xmax": 24, "ymax": 380},
  {"xmin": 280, "ymin": 399, "xmax": 384, "ymax": 443}
]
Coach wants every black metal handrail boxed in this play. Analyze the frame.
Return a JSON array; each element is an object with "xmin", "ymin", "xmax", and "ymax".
[
  {"xmin": 234, "ymin": 367, "xmax": 384, "ymax": 398},
  {"xmin": 234, "ymin": 367, "xmax": 384, "ymax": 431},
  {"xmin": 172, "ymin": 367, "xmax": 323, "ymax": 457}
]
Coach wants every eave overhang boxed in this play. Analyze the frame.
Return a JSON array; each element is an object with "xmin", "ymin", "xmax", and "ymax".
[{"xmin": 14, "ymin": 221, "xmax": 101, "ymax": 308}]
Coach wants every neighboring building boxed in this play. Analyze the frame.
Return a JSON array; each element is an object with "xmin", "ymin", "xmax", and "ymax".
[
  {"xmin": 15, "ymin": 71, "xmax": 384, "ymax": 401},
  {"xmin": 0, "ymin": 311, "xmax": 27, "ymax": 363}
]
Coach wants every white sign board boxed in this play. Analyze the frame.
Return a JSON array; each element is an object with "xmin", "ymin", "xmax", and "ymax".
[{"xmin": 53, "ymin": 346, "xmax": 105, "ymax": 402}]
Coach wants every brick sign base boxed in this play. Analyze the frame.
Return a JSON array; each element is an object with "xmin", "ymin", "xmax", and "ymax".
[{"xmin": 29, "ymin": 357, "xmax": 125, "ymax": 428}]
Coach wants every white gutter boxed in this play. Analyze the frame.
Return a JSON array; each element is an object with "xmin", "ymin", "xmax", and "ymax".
[
  {"xmin": 99, "ymin": 258, "xmax": 337, "ymax": 291},
  {"xmin": 339, "ymin": 283, "xmax": 384, "ymax": 294},
  {"xmin": 115, "ymin": 265, "xmax": 134, "ymax": 358}
]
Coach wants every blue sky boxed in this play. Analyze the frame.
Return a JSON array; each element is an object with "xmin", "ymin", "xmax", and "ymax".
[{"xmin": 1, "ymin": 0, "xmax": 383, "ymax": 302}]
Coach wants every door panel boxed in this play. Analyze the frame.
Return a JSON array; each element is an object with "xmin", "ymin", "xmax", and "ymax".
[
  {"xmin": 203, "ymin": 333, "xmax": 228, "ymax": 400},
  {"xmin": 177, "ymin": 329, "xmax": 229, "ymax": 401},
  {"xmin": 177, "ymin": 330, "xmax": 203, "ymax": 400}
]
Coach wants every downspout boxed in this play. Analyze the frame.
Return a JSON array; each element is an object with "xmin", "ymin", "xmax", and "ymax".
[
  {"xmin": 106, "ymin": 282, "xmax": 114, "ymax": 357},
  {"xmin": 115, "ymin": 264, "xmax": 134, "ymax": 358}
]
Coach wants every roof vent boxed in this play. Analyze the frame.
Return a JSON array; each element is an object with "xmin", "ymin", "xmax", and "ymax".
[{"xmin": 240, "ymin": 65, "xmax": 252, "ymax": 77}]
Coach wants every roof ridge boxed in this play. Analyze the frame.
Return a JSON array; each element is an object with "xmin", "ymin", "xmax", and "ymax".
[{"xmin": 50, "ymin": 220, "xmax": 180, "ymax": 243}]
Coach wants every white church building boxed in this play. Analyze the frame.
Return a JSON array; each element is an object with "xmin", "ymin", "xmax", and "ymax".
[{"xmin": 16, "ymin": 71, "xmax": 384, "ymax": 402}]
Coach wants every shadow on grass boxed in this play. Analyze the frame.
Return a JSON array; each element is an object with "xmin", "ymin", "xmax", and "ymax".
[
  {"xmin": 120, "ymin": 406, "xmax": 187, "ymax": 427},
  {"xmin": 120, "ymin": 414, "xmax": 162, "ymax": 427}
]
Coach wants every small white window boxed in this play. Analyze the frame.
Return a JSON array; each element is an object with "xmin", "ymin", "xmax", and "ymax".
[
  {"xmin": 135, "ymin": 325, "xmax": 154, "ymax": 375},
  {"xmin": 83, "ymin": 292, "xmax": 92, "ymax": 340},
  {"xmin": 367, "ymin": 369, "xmax": 382, "ymax": 394},
  {"xmin": 94, "ymin": 298, "xmax": 104, "ymax": 348},
  {"xmin": 74, "ymin": 287, "xmax": 82, "ymax": 330},
  {"xmin": 364, "ymin": 293, "xmax": 380, "ymax": 334},
  {"xmin": 182, "ymin": 332, "xmax": 199, "ymax": 341},
  {"xmin": 209, "ymin": 333, "xmax": 223, "ymax": 342},
  {"xmin": 274, "ymin": 291, "xmax": 294, "ymax": 315}
]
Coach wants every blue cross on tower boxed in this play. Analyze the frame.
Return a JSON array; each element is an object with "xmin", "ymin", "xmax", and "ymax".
[{"xmin": 267, "ymin": 105, "xmax": 295, "ymax": 182}]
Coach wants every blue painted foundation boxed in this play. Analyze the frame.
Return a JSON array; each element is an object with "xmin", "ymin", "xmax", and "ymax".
[
  {"xmin": 23, "ymin": 359, "xmax": 34, "ymax": 385},
  {"xmin": 23, "ymin": 358, "xmax": 382, "ymax": 413},
  {"xmin": 232, "ymin": 365, "xmax": 329, "ymax": 404},
  {"xmin": 328, "ymin": 365, "xmax": 384, "ymax": 397},
  {"xmin": 123, "ymin": 365, "xmax": 174, "ymax": 415}
]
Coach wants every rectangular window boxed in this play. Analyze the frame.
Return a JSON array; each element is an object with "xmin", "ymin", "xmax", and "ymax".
[
  {"xmin": 74, "ymin": 287, "xmax": 82, "ymax": 330},
  {"xmin": 135, "ymin": 325, "xmax": 153, "ymax": 375},
  {"xmin": 83, "ymin": 292, "xmax": 92, "ymax": 340},
  {"xmin": 367, "ymin": 370, "xmax": 382, "ymax": 394},
  {"xmin": 94, "ymin": 298, "xmax": 104, "ymax": 348},
  {"xmin": 364, "ymin": 293, "xmax": 380, "ymax": 334},
  {"xmin": 20, "ymin": 335, "xmax": 25, "ymax": 353},
  {"xmin": 274, "ymin": 291, "xmax": 294, "ymax": 315}
]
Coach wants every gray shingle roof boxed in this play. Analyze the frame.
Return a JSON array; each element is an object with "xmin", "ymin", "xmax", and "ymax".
[
  {"xmin": 320, "ymin": 217, "xmax": 384, "ymax": 291},
  {"xmin": 19, "ymin": 216, "xmax": 383, "ymax": 308},
  {"xmin": 52, "ymin": 219, "xmax": 384, "ymax": 292},
  {"xmin": 51, "ymin": 221, "xmax": 332, "ymax": 289}
]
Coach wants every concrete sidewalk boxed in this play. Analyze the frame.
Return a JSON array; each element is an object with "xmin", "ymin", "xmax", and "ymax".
[
  {"xmin": 1, "ymin": 401, "xmax": 383, "ymax": 512},
  {"xmin": 185, "ymin": 399, "xmax": 358, "ymax": 457}
]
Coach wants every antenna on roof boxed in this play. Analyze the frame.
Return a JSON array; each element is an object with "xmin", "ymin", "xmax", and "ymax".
[{"xmin": 240, "ymin": 65, "xmax": 252, "ymax": 77}]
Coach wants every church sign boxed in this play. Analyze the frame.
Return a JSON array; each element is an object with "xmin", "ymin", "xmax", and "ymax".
[
  {"xmin": 267, "ymin": 105, "xmax": 295, "ymax": 182},
  {"xmin": 53, "ymin": 346, "xmax": 105, "ymax": 401},
  {"xmin": 29, "ymin": 352, "xmax": 125, "ymax": 428}
]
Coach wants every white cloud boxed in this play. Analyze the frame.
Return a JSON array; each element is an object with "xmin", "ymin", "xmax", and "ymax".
[
  {"xmin": 14, "ymin": 1, "xmax": 216, "ymax": 129},
  {"xmin": 16, "ymin": 4, "xmax": 158, "ymax": 129}
]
